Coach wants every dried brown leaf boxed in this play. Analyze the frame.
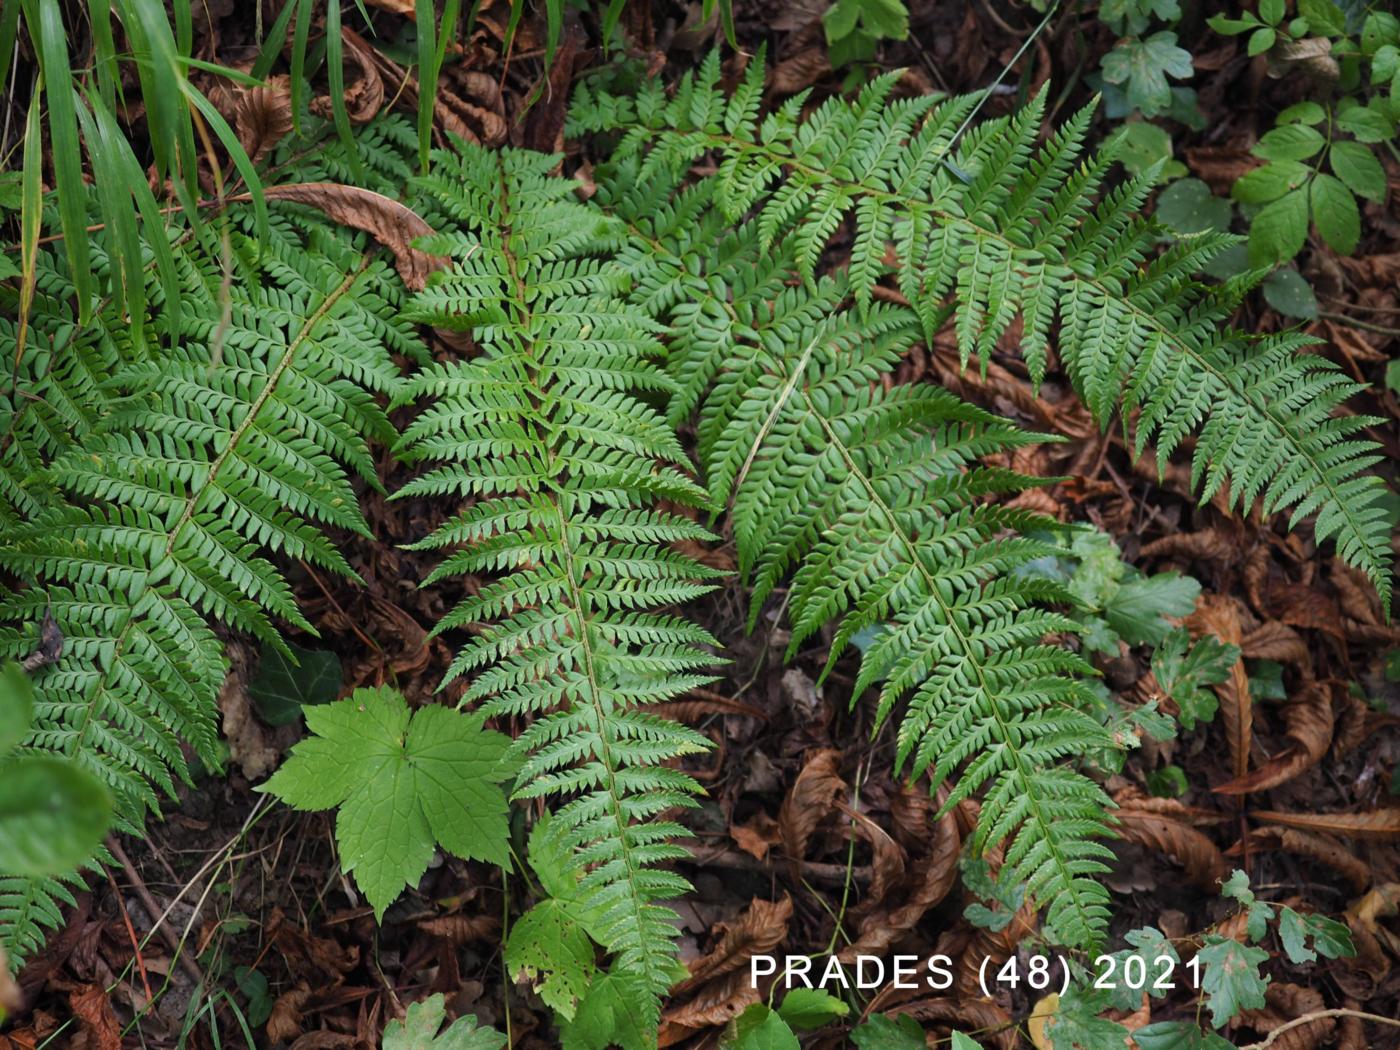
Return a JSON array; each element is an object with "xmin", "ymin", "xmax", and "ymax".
[
  {"xmin": 1240, "ymin": 621, "xmax": 1310, "ymax": 667},
  {"xmin": 838, "ymin": 789, "xmax": 959, "ymax": 961},
  {"xmin": 1214, "ymin": 682, "xmax": 1334, "ymax": 794},
  {"xmin": 729, "ymin": 812, "xmax": 779, "ymax": 861},
  {"xmin": 1240, "ymin": 983, "xmax": 1335, "ymax": 1050},
  {"xmin": 1185, "ymin": 594, "xmax": 1251, "ymax": 780},
  {"xmin": 1251, "ymin": 809, "xmax": 1400, "ymax": 839},
  {"xmin": 257, "ymin": 183, "xmax": 446, "ymax": 290},
  {"xmin": 66, "ymin": 986, "xmax": 119, "ymax": 1050},
  {"xmin": 779, "ymin": 749, "xmax": 845, "ymax": 863},
  {"xmin": 771, "ymin": 48, "xmax": 830, "ymax": 94},
  {"xmin": 1115, "ymin": 810, "xmax": 1228, "ymax": 888},
  {"xmin": 266, "ymin": 984, "xmax": 311, "ymax": 1044},
  {"xmin": 1238, "ymin": 826, "xmax": 1371, "ymax": 893},
  {"xmin": 234, "ymin": 77, "xmax": 294, "ymax": 165},
  {"xmin": 665, "ymin": 895, "xmax": 793, "ymax": 1029}
]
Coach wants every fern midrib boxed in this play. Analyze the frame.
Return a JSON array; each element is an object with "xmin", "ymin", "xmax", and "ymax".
[
  {"xmin": 644, "ymin": 127, "xmax": 1371, "ymax": 547},
  {"xmin": 162, "ymin": 262, "xmax": 366, "ymax": 554},
  {"xmin": 62, "ymin": 258, "xmax": 367, "ymax": 797},
  {"xmin": 806, "ymin": 400, "xmax": 1102, "ymax": 939},
  {"xmin": 491, "ymin": 156, "xmax": 672, "ymax": 986}
]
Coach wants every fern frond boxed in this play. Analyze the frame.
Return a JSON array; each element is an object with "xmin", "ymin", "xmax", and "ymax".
[
  {"xmin": 570, "ymin": 65, "xmax": 1394, "ymax": 610},
  {"xmin": 396, "ymin": 141, "xmax": 722, "ymax": 1022},
  {"xmin": 0, "ymin": 205, "xmax": 422, "ymax": 960},
  {"xmin": 593, "ymin": 158, "xmax": 1117, "ymax": 946}
]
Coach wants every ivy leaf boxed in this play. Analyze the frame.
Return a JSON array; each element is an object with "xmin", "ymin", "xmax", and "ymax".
[
  {"xmin": 0, "ymin": 757, "xmax": 113, "ymax": 877},
  {"xmin": 1278, "ymin": 907, "xmax": 1355, "ymax": 963},
  {"xmin": 1101, "ymin": 927, "xmax": 1180, "ymax": 1011},
  {"xmin": 1198, "ymin": 937, "xmax": 1270, "ymax": 1027},
  {"xmin": 777, "ymin": 989, "xmax": 849, "ymax": 1030},
  {"xmin": 1248, "ymin": 187, "xmax": 1309, "ymax": 266},
  {"xmin": 1152, "ymin": 629, "xmax": 1237, "ymax": 731},
  {"xmin": 1220, "ymin": 869, "xmax": 1275, "ymax": 941},
  {"xmin": 1310, "ymin": 173, "xmax": 1360, "ymax": 254},
  {"xmin": 731, "ymin": 1004, "xmax": 801, "ymax": 1049},
  {"xmin": 1047, "ymin": 986, "xmax": 1131, "ymax": 1050},
  {"xmin": 850, "ymin": 1013, "xmax": 928, "ymax": 1048},
  {"xmin": 1101, "ymin": 32, "xmax": 1195, "ymax": 117},
  {"xmin": 249, "ymin": 641, "xmax": 342, "ymax": 727},
  {"xmin": 259, "ymin": 686, "xmax": 512, "ymax": 918},
  {"xmin": 381, "ymin": 994, "xmax": 505, "ymax": 1050},
  {"xmin": 1100, "ymin": 0, "xmax": 1181, "ymax": 35}
]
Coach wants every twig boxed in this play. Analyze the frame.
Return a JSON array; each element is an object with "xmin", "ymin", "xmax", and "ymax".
[
  {"xmin": 1318, "ymin": 310, "xmax": 1400, "ymax": 337},
  {"xmin": 1239, "ymin": 1008, "xmax": 1400, "ymax": 1049},
  {"xmin": 106, "ymin": 837, "xmax": 205, "ymax": 987}
]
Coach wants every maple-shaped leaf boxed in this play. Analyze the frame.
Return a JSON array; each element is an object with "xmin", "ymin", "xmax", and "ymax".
[
  {"xmin": 1197, "ymin": 936, "xmax": 1270, "ymax": 1027},
  {"xmin": 504, "ymin": 817, "xmax": 604, "ymax": 1020},
  {"xmin": 1278, "ymin": 906, "xmax": 1354, "ymax": 964},
  {"xmin": 1101, "ymin": 32, "xmax": 1194, "ymax": 117},
  {"xmin": 381, "ymin": 994, "xmax": 505, "ymax": 1049},
  {"xmin": 260, "ymin": 687, "xmax": 512, "ymax": 918}
]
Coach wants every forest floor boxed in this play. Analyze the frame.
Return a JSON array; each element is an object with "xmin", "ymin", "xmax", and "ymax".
[{"xmin": 5, "ymin": 1, "xmax": 1400, "ymax": 1048}]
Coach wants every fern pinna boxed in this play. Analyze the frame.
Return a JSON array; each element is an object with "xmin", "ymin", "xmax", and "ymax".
[
  {"xmin": 593, "ymin": 161, "xmax": 1117, "ymax": 948},
  {"xmin": 571, "ymin": 55, "xmax": 1394, "ymax": 612},
  {"xmin": 0, "ymin": 208, "xmax": 419, "ymax": 960},
  {"xmin": 395, "ymin": 142, "xmax": 723, "ymax": 1030}
]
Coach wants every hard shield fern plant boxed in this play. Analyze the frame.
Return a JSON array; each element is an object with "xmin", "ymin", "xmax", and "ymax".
[
  {"xmin": 0, "ymin": 202, "xmax": 422, "ymax": 961},
  {"xmin": 394, "ymin": 140, "xmax": 724, "ymax": 1035},
  {"xmin": 570, "ymin": 54, "xmax": 1395, "ymax": 612},
  {"xmin": 593, "ymin": 161, "xmax": 1118, "ymax": 948}
]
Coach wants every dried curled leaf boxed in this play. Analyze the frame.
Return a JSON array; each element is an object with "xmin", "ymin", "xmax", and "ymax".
[
  {"xmin": 1250, "ymin": 810, "xmax": 1400, "ymax": 840},
  {"xmin": 1185, "ymin": 594, "xmax": 1251, "ymax": 780},
  {"xmin": 779, "ymin": 749, "xmax": 845, "ymax": 864},
  {"xmin": 838, "ymin": 788, "xmax": 960, "ymax": 962},
  {"xmin": 1215, "ymin": 682, "xmax": 1334, "ymax": 795},
  {"xmin": 258, "ymin": 183, "xmax": 446, "ymax": 290},
  {"xmin": 1236, "ymin": 826, "xmax": 1372, "ymax": 893},
  {"xmin": 664, "ymin": 895, "xmax": 793, "ymax": 1030},
  {"xmin": 1115, "ymin": 810, "xmax": 1228, "ymax": 888}
]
